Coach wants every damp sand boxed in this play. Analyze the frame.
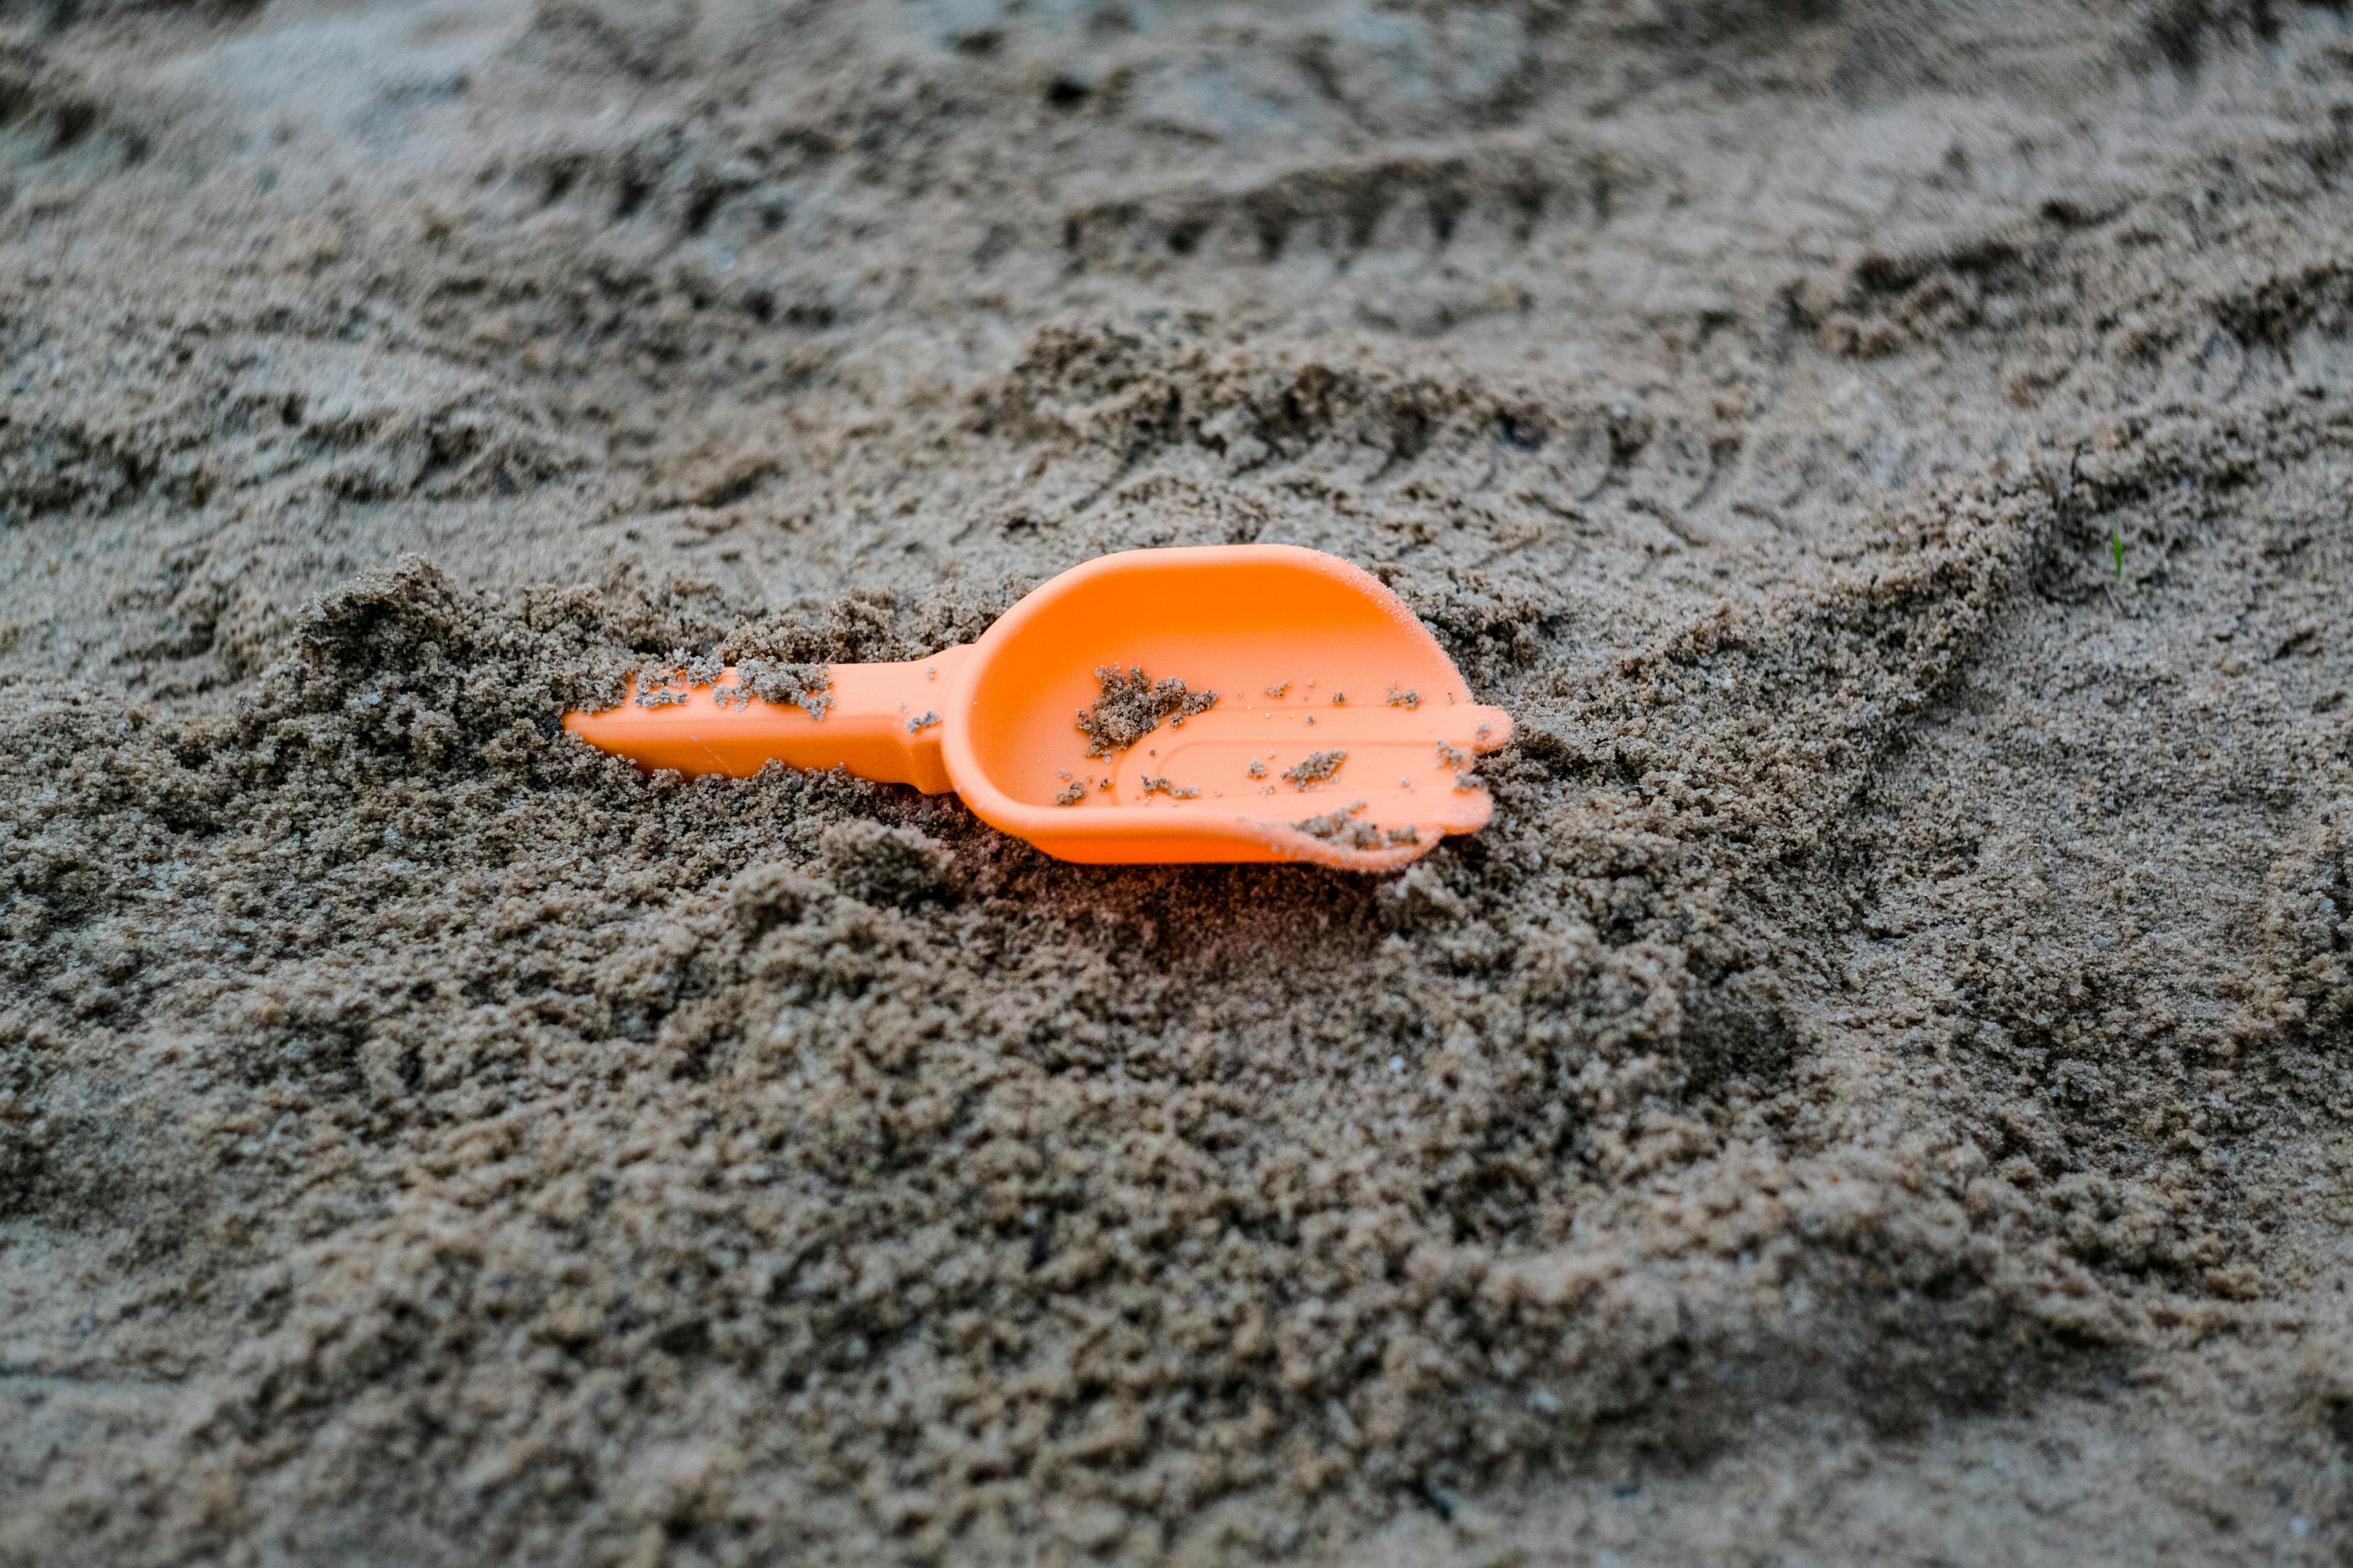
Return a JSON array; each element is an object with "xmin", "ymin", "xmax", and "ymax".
[{"xmin": 4, "ymin": 5, "xmax": 2353, "ymax": 1566}]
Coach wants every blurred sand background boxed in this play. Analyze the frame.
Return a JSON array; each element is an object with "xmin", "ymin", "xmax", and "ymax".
[{"xmin": 4, "ymin": 1, "xmax": 2353, "ymax": 1562}]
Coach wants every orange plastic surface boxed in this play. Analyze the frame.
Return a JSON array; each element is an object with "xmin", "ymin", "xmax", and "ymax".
[
  {"xmin": 563, "ymin": 545, "xmax": 1513, "ymax": 870},
  {"xmin": 565, "ymin": 650, "xmax": 967, "ymax": 794}
]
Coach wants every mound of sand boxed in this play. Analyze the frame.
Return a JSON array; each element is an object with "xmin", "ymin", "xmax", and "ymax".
[{"xmin": 4, "ymin": 2, "xmax": 2353, "ymax": 1563}]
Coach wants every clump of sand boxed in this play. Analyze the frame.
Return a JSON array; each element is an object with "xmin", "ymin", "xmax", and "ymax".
[
  {"xmin": 1283, "ymin": 749, "xmax": 1350, "ymax": 788},
  {"xmin": 717, "ymin": 658, "xmax": 832, "ymax": 719},
  {"xmin": 1076, "ymin": 664, "xmax": 1220, "ymax": 758}
]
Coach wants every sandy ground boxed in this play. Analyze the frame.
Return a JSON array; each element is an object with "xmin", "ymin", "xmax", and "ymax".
[{"xmin": 3, "ymin": 1, "xmax": 2353, "ymax": 1563}]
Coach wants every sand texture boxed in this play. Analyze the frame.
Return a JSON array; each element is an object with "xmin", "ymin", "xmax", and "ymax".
[{"xmin": 5, "ymin": 1, "xmax": 2353, "ymax": 1563}]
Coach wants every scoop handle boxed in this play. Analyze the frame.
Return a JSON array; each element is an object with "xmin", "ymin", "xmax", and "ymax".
[{"xmin": 563, "ymin": 645, "xmax": 971, "ymax": 792}]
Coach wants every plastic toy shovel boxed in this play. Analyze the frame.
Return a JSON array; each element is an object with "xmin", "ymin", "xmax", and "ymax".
[{"xmin": 565, "ymin": 544, "xmax": 1512, "ymax": 870}]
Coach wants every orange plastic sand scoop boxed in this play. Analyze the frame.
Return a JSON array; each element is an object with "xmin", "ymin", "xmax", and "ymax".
[{"xmin": 564, "ymin": 545, "xmax": 1513, "ymax": 870}]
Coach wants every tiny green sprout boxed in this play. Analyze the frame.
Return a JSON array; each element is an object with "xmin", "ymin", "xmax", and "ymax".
[{"xmin": 2111, "ymin": 529, "xmax": 2126, "ymax": 580}]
